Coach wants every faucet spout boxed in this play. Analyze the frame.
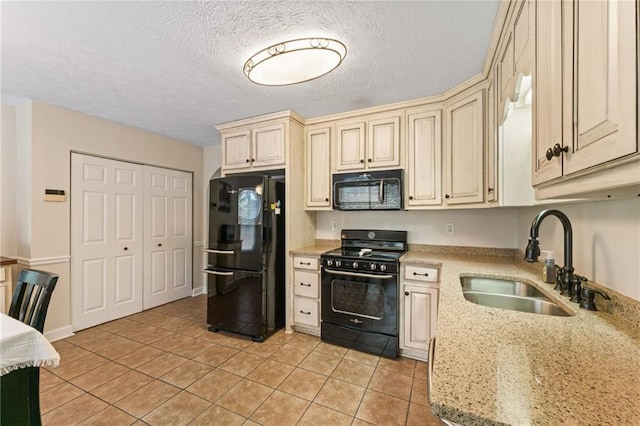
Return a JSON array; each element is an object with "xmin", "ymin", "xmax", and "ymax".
[{"xmin": 525, "ymin": 209, "xmax": 575, "ymax": 297}]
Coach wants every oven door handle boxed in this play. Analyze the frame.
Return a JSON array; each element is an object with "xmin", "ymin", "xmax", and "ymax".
[{"xmin": 324, "ymin": 268, "xmax": 393, "ymax": 280}]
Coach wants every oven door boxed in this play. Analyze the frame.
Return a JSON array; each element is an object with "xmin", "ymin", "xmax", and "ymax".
[{"xmin": 321, "ymin": 267, "xmax": 398, "ymax": 358}]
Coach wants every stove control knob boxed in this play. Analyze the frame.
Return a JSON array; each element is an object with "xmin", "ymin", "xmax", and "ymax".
[
  {"xmin": 380, "ymin": 264, "xmax": 387, "ymax": 272},
  {"xmin": 326, "ymin": 259, "xmax": 333, "ymax": 267},
  {"xmin": 352, "ymin": 262, "xmax": 359, "ymax": 269},
  {"xmin": 370, "ymin": 263, "xmax": 377, "ymax": 271},
  {"xmin": 335, "ymin": 260, "xmax": 342, "ymax": 267}
]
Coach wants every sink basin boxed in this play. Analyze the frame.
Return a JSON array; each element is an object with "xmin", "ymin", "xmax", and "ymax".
[
  {"xmin": 460, "ymin": 276, "xmax": 547, "ymax": 298},
  {"xmin": 460, "ymin": 277, "xmax": 571, "ymax": 317}
]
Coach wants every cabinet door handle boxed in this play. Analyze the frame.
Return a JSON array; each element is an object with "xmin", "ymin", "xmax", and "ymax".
[
  {"xmin": 251, "ymin": 158, "xmax": 255, "ymax": 162},
  {"xmin": 408, "ymin": 196, "xmax": 414, "ymax": 200},
  {"xmin": 325, "ymin": 198, "xmax": 329, "ymax": 202},
  {"xmin": 368, "ymin": 158, "xmax": 372, "ymax": 163},
  {"xmin": 445, "ymin": 194, "xmax": 450, "ymax": 199},
  {"xmin": 158, "ymin": 243, "xmax": 162, "ymax": 247},
  {"xmin": 299, "ymin": 310, "xmax": 311, "ymax": 315},
  {"xmin": 487, "ymin": 188, "xmax": 494, "ymax": 193},
  {"xmin": 246, "ymin": 159, "xmax": 250, "ymax": 163},
  {"xmin": 359, "ymin": 159, "xmax": 364, "ymax": 164},
  {"xmin": 413, "ymin": 272, "xmax": 429, "ymax": 277},
  {"xmin": 552, "ymin": 143, "xmax": 569, "ymax": 157},
  {"xmin": 124, "ymin": 247, "xmax": 128, "ymax": 251},
  {"xmin": 405, "ymin": 291, "xmax": 410, "ymax": 296},
  {"xmin": 299, "ymin": 262, "xmax": 311, "ymax": 266},
  {"xmin": 300, "ymin": 283, "xmax": 311, "ymax": 287},
  {"xmin": 545, "ymin": 148, "xmax": 554, "ymax": 161}
]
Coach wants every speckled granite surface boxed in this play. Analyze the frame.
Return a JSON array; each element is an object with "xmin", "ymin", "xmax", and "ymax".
[
  {"xmin": 289, "ymin": 241, "xmax": 339, "ymax": 256},
  {"xmin": 403, "ymin": 251, "xmax": 640, "ymax": 425}
]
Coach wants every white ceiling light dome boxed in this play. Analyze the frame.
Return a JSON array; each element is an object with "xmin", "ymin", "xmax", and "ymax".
[{"xmin": 243, "ymin": 38, "xmax": 347, "ymax": 86}]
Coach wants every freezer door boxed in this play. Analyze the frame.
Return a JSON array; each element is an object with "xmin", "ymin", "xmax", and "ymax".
[
  {"xmin": 205, "ymin": 268, "xmax": 265, "ymax": 339},
  {"xmin": 208, "ymin": 176, "xmax": 266, "ymax": 271}
]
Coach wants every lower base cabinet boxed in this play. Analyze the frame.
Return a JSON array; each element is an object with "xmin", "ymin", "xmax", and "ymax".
[
  {"xmin": 292, "ymin": 255, "xmax": 321, "ymax": 336},
  {"xmin": 400, "ymin": 264, "xmax": 439, "ymax": 361}
]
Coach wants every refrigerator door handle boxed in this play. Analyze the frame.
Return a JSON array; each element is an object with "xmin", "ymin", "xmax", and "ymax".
[
  {"xmin": 203, "ymin": 269, "xmax": 234, "ymax": 276},
  {"xmin": 203, "ymin": 249, "xmax": 235, "ymax": 255}
]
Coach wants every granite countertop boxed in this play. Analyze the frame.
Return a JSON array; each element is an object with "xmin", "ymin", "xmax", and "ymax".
[
  {"xmin": 289, "ymin": 241, "xmax": 339, "ymax": 256},
  {"xmin": 403, "ymin": 251, "xmax": 640, "ymax": 425}
]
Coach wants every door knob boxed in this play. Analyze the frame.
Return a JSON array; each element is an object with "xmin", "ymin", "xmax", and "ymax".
[
  {"xmin": 124, "ymin": 247, "xmax": 128, "ymax": 251},
  {"xmin": 359, "ymin": 159, "xmax": 364, "ymax": 164},
  {"xmin": 405, "ymin": 291, "xmax": 410, "ymax": 296},
  {"xmin": 408, "ymin": 196, "xmax": 414, "ymax": 200},
  {"xmin": 545, "ymin": 147, "xmax": 554, "ymax": 161},
  {"xmin": 158, "ymin": 243, "xmax": 162, "ymax": 247},
  {"xmin": 445, "ymin": 194, "xmax": 450, "ymax": 199}
]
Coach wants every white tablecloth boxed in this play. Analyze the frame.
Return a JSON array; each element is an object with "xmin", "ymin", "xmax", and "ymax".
[{"xmin": 0, "ymin": 313, "xmax": 60, "ymax": 376}]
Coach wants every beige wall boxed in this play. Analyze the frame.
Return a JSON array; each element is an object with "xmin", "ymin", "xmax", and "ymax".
[
  {"xmin": 6, "ymin": 101, "xmax": 204, "ymax": 334},
  {"xmin": 1, "ymin": 106, "xmax": 18, "ymax": 258},
  {"xmin": 517, "ymin": 199, "xmax": 640, "ymax": 301}
]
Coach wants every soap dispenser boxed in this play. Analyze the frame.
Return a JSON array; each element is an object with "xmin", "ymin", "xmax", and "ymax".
[{"xmin": 541, "ymin": 250, "xmax": 556, "ymax": 283}]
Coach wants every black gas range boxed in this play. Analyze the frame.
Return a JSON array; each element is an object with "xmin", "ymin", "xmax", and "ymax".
[{"xmin": 320, "ymin": 230, "xmax": 407, "ymax": 359}]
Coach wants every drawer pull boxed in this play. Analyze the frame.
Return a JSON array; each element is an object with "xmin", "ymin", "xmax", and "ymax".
[
  {"xmin": 299, "ymin": 310, "xmax": 311, "ymax": 315},
  {"xmin": 299, "ymin": 262, "xmax": 311, "ymax": 266},
  {"xmin": 300, "ymin": 283, "xmax": 312, "ymax": 287},
  {"xmin": 413, "ymin": 272, "xmax": 429, "ymax": 277}
]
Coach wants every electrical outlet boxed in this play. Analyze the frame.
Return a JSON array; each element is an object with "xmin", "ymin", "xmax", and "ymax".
[
  {"xmin": 445, "ymin": 222, "xmax": 455, "ymax": 235},
  {"xmin": 331, "ymin": 220, "xmax": 338, "ymax": 231}
]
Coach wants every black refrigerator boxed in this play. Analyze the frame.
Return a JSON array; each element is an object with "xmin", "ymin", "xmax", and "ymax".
[{"xmin": 205, "ymin": 174, "xmax": 285, "ymax": 342}]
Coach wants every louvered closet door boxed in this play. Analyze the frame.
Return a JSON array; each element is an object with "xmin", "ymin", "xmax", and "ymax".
[
  {"xmin": 71, "ymin": 154, "xmax": 143, "ymax": 330},
  {"xmin": 143, "ymin": 166, "xmax": 193, "ymax": 309}
]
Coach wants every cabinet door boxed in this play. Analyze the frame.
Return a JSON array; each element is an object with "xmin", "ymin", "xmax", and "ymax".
[
  {"xmin": 514, "ymin": 0, "xmax": 533, "ymax": 76},
  {"xmin": 335, "ymin": 121, "xmax": 366, "ymax": 171},
  {"xmin": 565, "ymin": 0, "xmax": 637, "ymax": 175},
  {"xmin": 222, "ymin": 130, "xmax": 252, "ymax": 171},
  {"xmin": 305, "ymin": 126, "xmax": 331, "ymax": 208},
  {"xmin": 532, "ymin": 0, "xmax": 564, "ymax": 185},
  {"xmin": 252, "ymin": 123, "xmax": 286, "ymax": 168},
  {"xmin": 499, "ymin": 32, "xmax": 515, "ymax": 106},
  {"xmin": 486, "ymin": 71, "xmax": 498, "ymax": 203},
  {"xmin": 444, "ymin": 90, "xmax": 485, "ymax": 204},
  {"xmin": 367, "ymin": 115, "xmax": 401, "ymax": 169},
  {"xmin": 403, "ymin": 284, "xmax": 438, "ymax": 352},
  {"xmin": 406, "ymin": 107, "xmax": 441, "ymax": 207}
]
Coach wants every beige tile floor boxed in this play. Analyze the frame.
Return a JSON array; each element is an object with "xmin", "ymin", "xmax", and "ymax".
[{"xmin": 42, "ymin": 295, "xmax": 441, "ymax": 425}]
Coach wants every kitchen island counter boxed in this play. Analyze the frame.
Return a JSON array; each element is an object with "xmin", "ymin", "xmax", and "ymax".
[{"xmin": 402, "ymin": 250, "xmax": 640, "ymax": 425}]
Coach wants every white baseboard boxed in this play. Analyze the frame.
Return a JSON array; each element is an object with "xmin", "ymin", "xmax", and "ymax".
[
  {"xmin": 45, "ymin": 325, "xmax": 74, "ymax": 342},
  {"xmin": 192, "ymin": 286, "xmax": 206, "ymax": 296}
]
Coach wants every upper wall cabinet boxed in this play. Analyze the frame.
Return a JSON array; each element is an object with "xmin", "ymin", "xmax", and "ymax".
[
  {"xmin": 335, "ymin": 111, "xmax": 402, "ymax": 172},
  {"xmin": 405, "ymin": 106, "xmax": 442, "ymax": 207},
  {"xmin": 532, "ymin": 0, "xmax": 638, "ymax": 197},
  {"xmin": 221, "ymin": 122, "xmax": 285, "ymax": 173},
  {"xmin": 305, "ymin": 124, "xmax": 332, "ymax": 210},
  {"xmin": 443, "ymin": 89, "xmax": 485, "ymax": 205}
]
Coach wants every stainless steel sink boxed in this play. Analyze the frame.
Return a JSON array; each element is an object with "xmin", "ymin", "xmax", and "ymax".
[
  {"xmin": 460, "ymin": 277, "xmax": 571, "ymax": 317},
  {"xmin": 460, "ymin": 277, "xmax": 547, "ymax": 298}
]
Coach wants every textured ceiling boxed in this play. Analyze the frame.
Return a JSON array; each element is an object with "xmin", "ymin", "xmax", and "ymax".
[{"xmin": 1, "ymin": 1, "xmax": 499, "ymax": 147}]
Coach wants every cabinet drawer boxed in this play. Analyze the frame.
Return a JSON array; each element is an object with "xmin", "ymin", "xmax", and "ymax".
[
  {"xmin": 405, "ymin": 265, "xmax": 439, "ymax": 283},
  {"xmin": 293, "ymin": 256, "xmax": 319, "ymax": 270},
  {"xmin": 294, "ymin": 298, "xmax": 319, "ymax": 327},
  {"xmin": 293, "ymin": 270, "xmax": 319, "ymax": 298}
]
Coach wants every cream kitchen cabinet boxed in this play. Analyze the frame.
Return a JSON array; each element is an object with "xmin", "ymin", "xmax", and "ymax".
[
  {"xmin": 292, "ymin": 255, "xmax": 321, "ymax": 335},
  {"xmin": 335, "ymin": 111, "xmax": 402, "ymax": 172},
  {"xmin": 443, "ymin": 89, "xmax": 486, "ymax": 205},
  {"xmin": 305, "ymin": 125, "xmax": 332, "ymax": 210},
  {"xmin": 533, "ymin": 0, "xmax": 639, "ymax": 197},
  {"xmin": 400, "ymin": 264, "xmax": 439, "ymax": 361},
  {"xmin": 405, "ymin": 105, "xmax": 442, "ymax": 207},
  {"xmin": 486, "ymin": 66, "xmax": 498, "ymax": 204},
  {"xmin": 220, "ymin": 122, "xmax": 285, "ymax": 173}
]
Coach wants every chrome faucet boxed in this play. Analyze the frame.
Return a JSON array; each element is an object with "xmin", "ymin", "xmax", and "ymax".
[{"xmin": 524, "ymin": 209, "xmax": 585, "ymax": 302}]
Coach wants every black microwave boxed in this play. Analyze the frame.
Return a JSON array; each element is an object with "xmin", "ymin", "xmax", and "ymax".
[{"xmin": 332, "ymin": 169, "xmax": 403, "ymax": 210}]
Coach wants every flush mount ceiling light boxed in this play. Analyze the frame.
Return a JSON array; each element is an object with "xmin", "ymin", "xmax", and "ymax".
[{"xmin": 243, "ymin": 38, "xmax": 347, "ymax": 86}]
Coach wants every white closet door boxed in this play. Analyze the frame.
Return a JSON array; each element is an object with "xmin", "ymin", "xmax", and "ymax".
[
  {"xmin": 143, "ymin": 166, "xmax": 193, "ymax": 309},
  {"xmin": 71, "ymin": 154, "xmax": 143, "ymax": 330}
]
